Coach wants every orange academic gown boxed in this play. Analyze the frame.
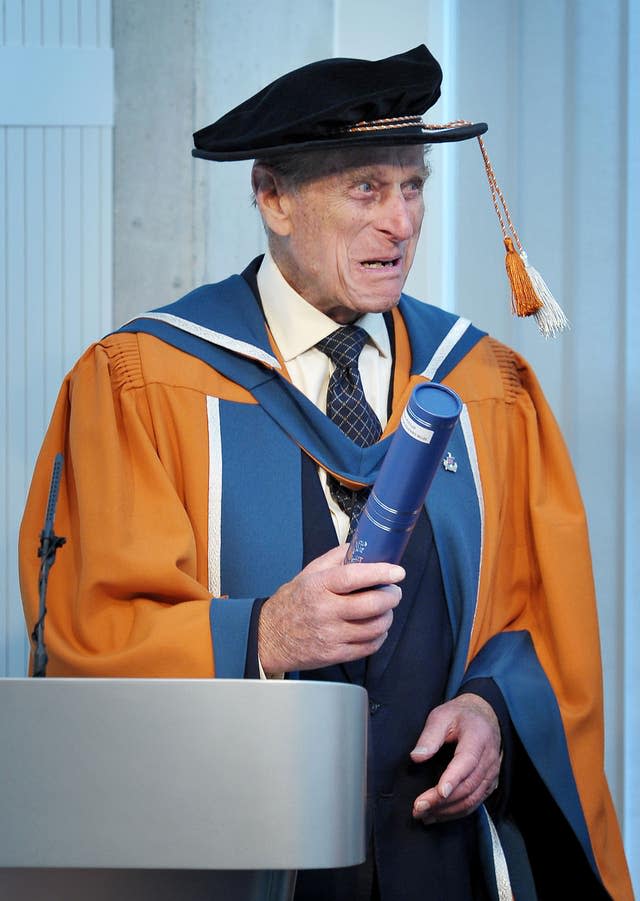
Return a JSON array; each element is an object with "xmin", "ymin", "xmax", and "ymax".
[{"xmin": 20, "ymin": 277, "xmax": 633, "ymax": 899}]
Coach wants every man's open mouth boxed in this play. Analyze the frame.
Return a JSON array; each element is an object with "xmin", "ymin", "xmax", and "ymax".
[{"xmin": 361, "ymin": 258, "xmax": 401, "ymax": 269}]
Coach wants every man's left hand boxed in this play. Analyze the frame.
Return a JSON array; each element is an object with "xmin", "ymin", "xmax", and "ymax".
[{"xmin": 410, "ymin": 693, "xmax": 502, "ymax": 824}]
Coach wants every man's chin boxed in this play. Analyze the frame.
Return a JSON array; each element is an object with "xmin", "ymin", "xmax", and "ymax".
[
  {"xmin": 327, "ymin": 296, "xmax": 399, "ymax": 324},
  {"xmin": 357, "ymin": 291, "xmax": 403, "ymax": 316}
]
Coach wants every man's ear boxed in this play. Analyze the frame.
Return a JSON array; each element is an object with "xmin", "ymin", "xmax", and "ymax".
[{"xmin": 252, "ymin": 164, "xmax": 294, "ymax": 237}]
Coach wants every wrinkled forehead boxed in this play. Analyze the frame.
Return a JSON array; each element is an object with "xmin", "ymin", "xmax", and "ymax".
[
  {"xmin": 256, "ymin": 143, "xmax": 429, "ymax": 188},
  {"xmin": 317, "ymin": 144, "xmax": 427, "ymax": 172}
]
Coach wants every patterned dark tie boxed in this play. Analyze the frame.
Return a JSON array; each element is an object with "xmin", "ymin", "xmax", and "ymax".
[{"xmin": 316, "ymin": 325, "xmax": 383, "ymax": 539}]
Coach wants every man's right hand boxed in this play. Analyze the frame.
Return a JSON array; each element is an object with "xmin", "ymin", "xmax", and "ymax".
[{"xmin": 257, "ymin": 545, "xmax": 405, "ymax": 674}]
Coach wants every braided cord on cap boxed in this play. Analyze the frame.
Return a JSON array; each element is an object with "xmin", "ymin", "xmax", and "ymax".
[
  {"xmin": 339, "ymin": 116, "xmax": 477, "ymax": 135},
  {"xmin": 339, "ymin": 114, "xmax": 426, "ymax": 133}
]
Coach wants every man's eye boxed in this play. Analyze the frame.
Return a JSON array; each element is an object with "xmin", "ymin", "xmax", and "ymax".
[
  {"xmin": 403, "ymin": 180, "xmax": 424, "ymax": 195},
  {"xmin": 357, "ymin": 182, "xmax": 373, "ymax": 193}
]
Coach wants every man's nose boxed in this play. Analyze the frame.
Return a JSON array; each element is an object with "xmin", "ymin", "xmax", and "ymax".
[{"xmin": 378, "ymin": 193, "xmax": 415, "ymax": 241}]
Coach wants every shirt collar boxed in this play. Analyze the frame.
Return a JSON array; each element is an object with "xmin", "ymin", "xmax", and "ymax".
[{"xmin": 257, "ymin": 249, "xmax": 391, "ymax": 363}]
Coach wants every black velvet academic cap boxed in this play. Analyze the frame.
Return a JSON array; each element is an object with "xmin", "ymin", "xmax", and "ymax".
[{"xmin": 192, "ymin": 45, "xmax": 487, "ymax": 161}]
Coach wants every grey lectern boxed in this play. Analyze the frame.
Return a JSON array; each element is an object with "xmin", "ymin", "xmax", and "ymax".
[{"xmin": 0, "ymin": 678, "xmax": 367, "ymax": 901}]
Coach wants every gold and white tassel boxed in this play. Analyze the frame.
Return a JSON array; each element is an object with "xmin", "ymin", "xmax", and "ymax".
[
  {"xmin": 477, "ymin": 135, "xmax": 570, "ymax": 337},
  {"xmin": 523, "ymin": 254, "xmax": 570, "ymax": 337}
]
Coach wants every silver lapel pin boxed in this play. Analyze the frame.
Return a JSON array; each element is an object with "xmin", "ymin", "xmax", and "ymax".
[{"xmin": 442, "ymin": 452, "xmax": 458, "ymax": 473}]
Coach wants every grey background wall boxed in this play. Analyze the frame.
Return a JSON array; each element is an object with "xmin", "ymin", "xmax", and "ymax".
[{"xmin": 2, "ymin": 0, "xmax": 638, "ymax": 889}]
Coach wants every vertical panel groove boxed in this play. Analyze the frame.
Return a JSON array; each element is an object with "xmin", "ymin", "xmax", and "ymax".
[
  {"xmin": 2, "ymin": 127, "xmax": 7, "ymax": 673},
  {"xmin": 60, "ymin": 126, "xmax": 66, "ymax": 368},
  {"xmin": 615, "ymin": 0, "xmax": 629, "ymax": 838},
  {"xmin": 99, "ymin": 124, "xmax": 103, "ymax": 327},
  {"xmin": 80, "ymin": 126, "xmax": 84, "ymax": 340},
  {"xmin": 622, "ymin": 0, "xmax": 639, "ymax": 890},
  {"xmin": 561, "ymin": 0, "xmax": 576, "ymax": 444},
  {"xmin": 40, "ymin": 126, "xmax": 45, "ymax": 425}
]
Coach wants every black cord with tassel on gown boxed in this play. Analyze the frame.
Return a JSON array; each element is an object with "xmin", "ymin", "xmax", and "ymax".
[{"xmin": 31, "ymin": 453, "xmax": 66, "ymax": 678}]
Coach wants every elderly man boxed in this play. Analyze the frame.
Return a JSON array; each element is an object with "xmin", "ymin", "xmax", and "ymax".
[{"xmin": 20, "ymin": 46, "xmax": 631, "ymax": 900}]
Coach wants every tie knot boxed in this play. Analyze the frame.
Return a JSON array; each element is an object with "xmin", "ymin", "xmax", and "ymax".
[{"xmin": 316, "ymin": 325, "xmax": 368, "ymax": 371}]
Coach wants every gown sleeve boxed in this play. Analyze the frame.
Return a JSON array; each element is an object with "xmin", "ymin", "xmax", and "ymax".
[
  {"xmin": 19, "ymin": 334, "xmax": 255, "ymax": 678},
  {"xmin": 459, "ymin": 338, "xmax": 632, "ymax": 900}
]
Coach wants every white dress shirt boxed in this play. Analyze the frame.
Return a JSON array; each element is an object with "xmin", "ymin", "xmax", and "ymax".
[{"xmin": 257, "ymin": 249, "xmax": 392, "ymax": 544}]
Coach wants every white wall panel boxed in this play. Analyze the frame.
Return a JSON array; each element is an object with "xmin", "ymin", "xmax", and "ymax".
[
  {"xmin": 43, "ymin": 1, "xmax": 62, "ymax": 45},
  {"xmin": 5, "ymin": 126, "xmax": 29, "ymax": 678},
  {"xmin": 623, "ymin": 0, "xmax": 639, "ymax": 886},
  {"xmin": 1, "ymin": 0, "xmax": 113, "ymax": 676},
  {"xmin": 0, "ymin": 47, "xmax": 114, "ymax": 124},
  {"xmin": 1, "ymin": 0, "xmax": 110, "ymax": 47},
  {"xmin": 23, "ymin": 0, "xmax": 42, "ymax": 44},
  {"xmin": 61, "ymin": 0, "xmax": 80, "ymax": 46},
  {"xmin": 43, "ymin": 127, "xmax": 66, "ymax": 403},
  {"xmin": 420, "ymin": 0, "xmax": 461, "ymax": 314},
  {"xmin": 3, "ymin": 0, "xmax": 22, "ymax": 42},
  {"xmin": 24, "ymin": 127, "xmax": 46, "ymax": 494},
  {"xmin": 570, "ymin": 0, "xmax": 627, "ymax": 813},
  {"xmin": 61, "ymin": 127, "xmax": 83, "ymax": 357},
  {"xmin": 514, "ymin": 0, "xmax": 569, "ymax": 416},
  {"xmin": 0, "ymin": 128, "xmax": 7, "ymax": 674}
]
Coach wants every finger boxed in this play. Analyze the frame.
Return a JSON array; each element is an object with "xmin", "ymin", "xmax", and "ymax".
[
  {"xmin": 412, "ymin": 777, "xmax": 480, "ymax": 818},
  {"xmin": 435, "ymin": 747, "xmax": 483, "ymax": 800},
  {"xmin": 303, "ymin": 544, "xmax": 350, "ymax": 573},
  {"xmin": 338, "ymin": 584, "xmax": 402, "ymax": 621},
  {"xmin": 412, "ymin": 747, "xmax": 499, "ymax": 820},
  {"xmin": 338, "ymin": 631, "xmax": 390, "ymax": 662},
  {"xmin": 436, "ymin": 725, "xmax": 500, "ymax": 799},
  {"xmin": 341, "ymin": 609, "xmax": 395, "ymax": 644},
  {"xmin": 413, "ymin": 784, "xmax": 461, "ymax": 820},
  {"xmin": 412, "ymin": 786, "xmax": 441, "ymax": 817},
  {"xmin": 411, "ymin": 733, "xmax": 496, "ymax": 816},
  {"xmin": 414, "ymin": 777, "xmax": 495, "ymax": 822},
  {"xmin": 327, "ymin": 561, "xmax": 406, "ymax": 595},
  {"xmin": 410, "ymin": 710, "xmax": 452, "ymax": 762},
  {"xmin": 438, "ymin": 764, "xmax": 497, "ymax": 807}
]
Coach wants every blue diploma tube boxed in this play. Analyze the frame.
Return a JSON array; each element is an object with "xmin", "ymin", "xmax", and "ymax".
[{"xmin": 345, "ymin": 383, "xmax": 462, "ymax": 565}]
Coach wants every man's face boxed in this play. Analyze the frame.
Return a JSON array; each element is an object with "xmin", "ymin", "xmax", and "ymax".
[{"xmin": 274, "ymin": 146, "xmax": 427, "ymax": 323}]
